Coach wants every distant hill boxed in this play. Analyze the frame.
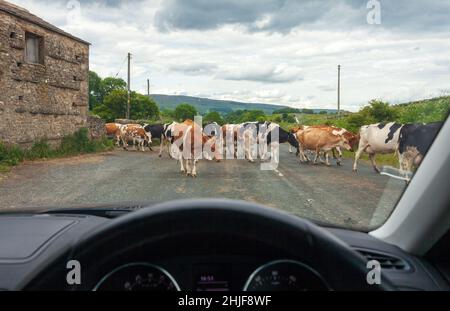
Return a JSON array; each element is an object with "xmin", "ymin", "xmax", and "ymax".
[{"xmin": 149, "ymin": 94, "xmax": 338, "ymax": 115}]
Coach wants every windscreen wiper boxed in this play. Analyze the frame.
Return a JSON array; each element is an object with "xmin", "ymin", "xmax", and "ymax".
[{"xmin": 41, "ymin": 202, "xmax": 158, "ymax": 219}]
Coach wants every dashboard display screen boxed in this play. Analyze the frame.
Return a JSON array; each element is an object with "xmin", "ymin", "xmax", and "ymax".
[{"xmin": 193, "ymin": 264, "xmax": 231, "ymax": 291}]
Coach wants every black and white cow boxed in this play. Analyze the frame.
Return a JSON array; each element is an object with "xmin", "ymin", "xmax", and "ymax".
[
  {"xmin": 242, "ymin": 122, "xmax": 300, "ymax": 162},
  {"xmin": 353, "ymin": 122, "xmax": 404, "ymax": 173},
  {"xmin": 144, "ymin": 122, "xmax": 177, "ymax": 158},
  {"xmin": 265, "ymin": 123, "xmax": 300, "ymax": 156},
  {"xmin": 398, "ymin": 122, "xmax": 443, "ymax": 173}
]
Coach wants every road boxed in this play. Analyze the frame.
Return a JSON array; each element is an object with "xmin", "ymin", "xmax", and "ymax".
[{"xmin": 0, "ymin": 146, "xmax": 406, "ymax": 230}]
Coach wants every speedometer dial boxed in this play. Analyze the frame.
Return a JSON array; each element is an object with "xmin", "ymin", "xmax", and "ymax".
[
  {"xmin": 94, "ymin": 263, "xmax": 180, "ymax": 291},
  {"xmin": 244, "ymin": 260, "xmax": 329, "ymax": 291}
]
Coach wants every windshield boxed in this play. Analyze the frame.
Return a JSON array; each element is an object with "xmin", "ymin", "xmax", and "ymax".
[{"xmin": 0, "ymin": 0, "xmax": 449, "ymax": 232}]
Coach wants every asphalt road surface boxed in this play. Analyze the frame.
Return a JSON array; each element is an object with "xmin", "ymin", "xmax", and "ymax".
[{"xmin": 0, "ymin": 145, "xmax": 406, "ymax": 230}]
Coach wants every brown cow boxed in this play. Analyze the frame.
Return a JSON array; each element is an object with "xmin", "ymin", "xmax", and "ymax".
[
  {"xmin": 105, "ymin": 123, "xmax": 124, "ymax": 146},
  {"xmin": 293, "ymin": 125, "xmax": 359, "ymax": 165},
  {"xmin": 171, "ymin": 121, "xmax": 219, "ymax": 177},
  {"xmin": 296, "ymin": 127, "xmax": 352, "ymax": 166}
]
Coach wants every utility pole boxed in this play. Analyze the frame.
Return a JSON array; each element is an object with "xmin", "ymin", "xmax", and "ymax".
[
  {"xmin": 337, "ymin": 64, "xmax": 341, "ymax": 117},
  {"xmin": 147, "ymin": 78, "xmax": 150, "ymax": 96},
  {"xmin": 126, "ymin": 52, "xmax": 131, "ymax": 119}
]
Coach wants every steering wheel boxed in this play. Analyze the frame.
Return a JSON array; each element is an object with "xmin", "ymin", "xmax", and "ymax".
[{"xmin": 26, "ymin": 199, "xmax": 394, "ymax": 291}]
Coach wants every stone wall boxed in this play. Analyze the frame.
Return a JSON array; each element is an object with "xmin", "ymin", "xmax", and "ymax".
[
  {"xmin": 0, "ymin": 10, "xmax": 89, "ymax": 147},
  {"xmin": 87, "ymin": 115, "xmax": 106, "ymax": 139}
]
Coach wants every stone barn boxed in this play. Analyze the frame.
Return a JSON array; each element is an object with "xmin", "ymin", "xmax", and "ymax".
[{"xmin": 0, "ymin": 0, "xmax": 90, "ymax": 147}]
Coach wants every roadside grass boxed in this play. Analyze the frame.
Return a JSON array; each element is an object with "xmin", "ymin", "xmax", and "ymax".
[
  {"xmin": 0, "ymin": 128, "xmax": 114, "ymax": 173},
  {"xmin": 341, "ymin": 150, "xmax": 399, "ymax": 168}
]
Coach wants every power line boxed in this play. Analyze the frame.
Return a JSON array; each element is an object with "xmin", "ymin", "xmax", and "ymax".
[{"xmin": 114, "ymin": 55, "xmax": 128, "ymax": 78}]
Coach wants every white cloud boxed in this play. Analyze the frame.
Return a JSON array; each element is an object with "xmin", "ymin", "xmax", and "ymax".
[
  {"xmin": 7, "ymin": 0, "xmax": 450, "ymax": 112},
  {"xmin": 218, "ymin": 63, "xmax": 303, "ymax": 83}
]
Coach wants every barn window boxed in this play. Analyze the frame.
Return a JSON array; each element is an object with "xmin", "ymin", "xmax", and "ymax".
[
  {"xmin": 25, "ymin": 32, "xmax": 44, "ymax": 64},
  {"xmin": 10, "ymin": 32, "xmax": 16, "ymax": 39}
]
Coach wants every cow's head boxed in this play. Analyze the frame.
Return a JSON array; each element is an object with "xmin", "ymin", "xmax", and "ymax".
[
  {"xmin": 290, "ymin": 126, "xmax": 304, "ymax": 134},
  {"xmin": 345, "ymin": 132, "xmax": 360, "ymax": 151},
  {"xmin": 339, "ymin": 136, "xmax": 352, "ymax": 151}
]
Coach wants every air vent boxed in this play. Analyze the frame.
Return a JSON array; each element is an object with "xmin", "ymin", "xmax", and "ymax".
[{"xmin": 356, "ymin": 249, "xmax": 410, "ymax": 271}]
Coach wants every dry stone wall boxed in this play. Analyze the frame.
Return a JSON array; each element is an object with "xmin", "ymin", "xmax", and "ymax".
[{"xmin": 0, "ymin": 10, "xmax": 89, "ymax": 147}]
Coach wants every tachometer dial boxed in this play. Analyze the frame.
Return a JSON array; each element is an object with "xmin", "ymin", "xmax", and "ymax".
[
  {"xmin": 94, "ymin": 263, "xmax": 180, "ymax": 291},
  {"xmin": 244, "ymin": 260, "xmax": 329, "ymax": 291}
]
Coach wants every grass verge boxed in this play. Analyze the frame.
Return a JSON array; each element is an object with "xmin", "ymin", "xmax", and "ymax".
[
  {"xmin": 341, "ymin": 150, "xmax": 399, "ymax": 168},
  {"xmin": 0, "ymin": 128, "xmax": 114, "ymax": 173}
]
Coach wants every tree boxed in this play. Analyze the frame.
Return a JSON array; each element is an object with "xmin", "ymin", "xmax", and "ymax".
[
  {"xmin": 130, "ymin": 94, "xmax": 160, "ymax": 120},
  {"xmin": 273, "ymin": 108, "xmax": 301, "ymax": 114},
  {"xmin": 93, "ymin": 90, "xmax": 159, "ymax": 122},
  {"xmin": 284, "ymin": 115, "xmax": 296, "ymax": 123},
  {"xmin": 364, "ymin": 99, "xmax": 398, "ymax": 122},
  {"xmin": 174, "ymin": 104, "xmax": 198, "ymax": 122},
  {"xmin": 242, "ymin": 110, "xmax": 266, "ymax": 122},
  {"xmin": 161, "ymin": 109, "xmax": 175, "ymax": 118},
  {"xmin": 101, "ymin": 77, "xmax": 127, "ymax": 97},
  {"xmin": 88, "ymin": 71, "xmax": 128, "ymax": 111},
  {"xmin": 93, "ymin": 90, "xmax": 127, "ymax": 122},
  {"xmin": 273, "ymin": 115, "xmax": 282, "ymax": 123},
  {"xmin": 346, "ymin": 113, "xmax": 375, "ymax": 133},
  {"xmin": 88, "ymin": 71, "xmax": 102, "ymax": 110},
  {"xmin": 224, "ymin": 109, "xmax": 267, "ymax": 124},
  {"xmin": 203, "ymin": 111, "xmax": 224, "ymax": 125}
]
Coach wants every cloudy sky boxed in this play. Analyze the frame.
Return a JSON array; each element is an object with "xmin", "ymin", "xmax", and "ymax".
[{"xmin": 9, "ymin": 0, "xmax": 450, "ymax": 111}]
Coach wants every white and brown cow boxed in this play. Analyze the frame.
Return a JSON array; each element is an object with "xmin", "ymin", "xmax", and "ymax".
[
  {"xmin": 295, "ymin": 127, "xmax": 352, "ymax": 166},
  {"xmin": 120, "ymin": 124, "xmax": 152, "ymax": 152},
  {"xmin": 353, "ymin": 122, "xmax": 404, "ymax": 173},
  {"xmin": 105, "ymin": 123, "xmax": 125, "ymax": 146},
  {"xmin": 171, "ymin": 120, "xmax": 219, "ymax": 177}
]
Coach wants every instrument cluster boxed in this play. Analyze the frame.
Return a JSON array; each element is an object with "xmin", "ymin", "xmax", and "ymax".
[{"xmin": 94, "ymin": 260, "xmax": 330, "ymax": 291}]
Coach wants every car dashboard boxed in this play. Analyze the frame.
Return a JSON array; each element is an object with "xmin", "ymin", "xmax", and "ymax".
[{"xmin": 0, "ymin": 212, "xmax": 448, "ymax": 291}]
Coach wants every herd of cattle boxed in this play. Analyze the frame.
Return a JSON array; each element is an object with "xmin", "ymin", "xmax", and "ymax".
[{"xmin": 105, "ymin": 120, "xmax": 443, "ymax": 178}]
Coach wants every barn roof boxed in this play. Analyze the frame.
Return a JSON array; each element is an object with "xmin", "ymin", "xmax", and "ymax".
[{"xmin": 0, "ymin": 0, "xmax": 90, "ymax": 45}]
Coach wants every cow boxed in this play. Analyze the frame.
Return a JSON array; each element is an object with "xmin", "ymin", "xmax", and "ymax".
[
  {"xmin": 120, "ymin": 124, "xmax": 152, "ymax": 152},
  {"xmin": 353, "ymin": 122, "xmax": 404, "ymax": 173},
  {"xmin": 312, "ymin": 126, "xmax": 359, "ymax": 165},
  {"xmin": 105, "ymin": 123, "xmax": 125, "ymax": 146},
  {"xmin": 296, "ymin": 127, "xmax": 352, "ymax": 166},
  {"xmin": 171, "ymin": 121, "xmax": 219, "ymax": 177},
  {"xmin": 292, "ymin": 125, "xmax": 358, "ymax": 165},
  {"xmin": 204, "ymin": 122, "xmax": 220, "ymax": 137},
  {"xmin": 221, "ymin": 124, "xmax": 242, "ymax": 158},
  {"xmin": 398, "ymin": 122, "xmax": 443, "ymax": 174},
  {"xmin": 144, "ymin": 122, "xmax": 178, "ymax": 157},
  {"xmin": 260, "ymin": 123, "xmax": 300, "ymax": 160}
]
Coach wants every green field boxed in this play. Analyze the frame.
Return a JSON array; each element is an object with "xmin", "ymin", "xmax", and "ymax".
[{"xmin": 267, "ymin": 96, "xmax": 450, "ymax": 168}]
